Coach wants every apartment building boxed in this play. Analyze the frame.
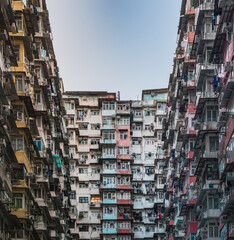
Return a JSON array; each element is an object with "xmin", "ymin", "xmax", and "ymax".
[
  {"xmin": 131, "ymin": 89, "xmax": 167, "ymax": 240},
  {"xmin": 163, "ymin": 0, "xmax": 234, "ymax": 239},
  {"xmin": 63, "ymin": 89, "xmax": 168, "ymax": 240},
  {"xmin": 0, "ymin": 0, "xmax": 74, "ymax": 239}
]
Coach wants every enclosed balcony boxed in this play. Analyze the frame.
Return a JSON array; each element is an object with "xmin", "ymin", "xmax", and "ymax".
[
  {"xmin": 103, "ymin": 206, "xmax": 117, "ymax": 220},
  {"xmin": 103, "ymin": 176, "xmax": 116, "ymax": 189},
  {"xmin": 102, "ymin": 221, "xmax": 117, "ymax": 234}
]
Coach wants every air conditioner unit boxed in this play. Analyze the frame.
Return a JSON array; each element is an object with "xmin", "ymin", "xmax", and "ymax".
[
  {"xmin": 222, "ymin": 22, "xmax": 233, "ymax": 33},
  {"xmin": 225, "ymin": 61, "xmax": 233, "ymax": 72},
  {"xmin": 0, "ymin": 29, "xmax": 8, "ymax": 41}
]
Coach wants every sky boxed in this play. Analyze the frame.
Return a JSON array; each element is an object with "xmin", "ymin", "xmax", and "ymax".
[{"xmin": 46, "ymin": 0, "xmax": 181, "ymax": 100}]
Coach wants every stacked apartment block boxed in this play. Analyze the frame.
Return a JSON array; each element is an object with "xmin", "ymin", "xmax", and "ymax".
[
  {"xmin": 0, "ymin": 0, "xmax": 74, "ymax": 239},
  {"xmin": 163, "ymin": 0, "xmax": 234, "ymax": 239},
  {"xmin": 63, "ymin": 89, "xmax": 168, "ymax": 240}
]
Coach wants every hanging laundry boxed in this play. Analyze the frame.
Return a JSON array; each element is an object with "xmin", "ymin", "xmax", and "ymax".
[{"xmin": 213, "ymin": 76, "xmax": 220, "ymax": 93}]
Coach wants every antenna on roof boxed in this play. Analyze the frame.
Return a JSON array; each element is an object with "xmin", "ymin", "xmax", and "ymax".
[{"xmin": 117, "ymin": 91, "xmax": 120, "ymax": 101}]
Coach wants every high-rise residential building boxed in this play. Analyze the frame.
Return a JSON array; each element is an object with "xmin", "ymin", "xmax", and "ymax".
[
  {"xmin": 0, "ymin": 0, "xmax": 74, "ymax": 239},
  {"xmin": 163, "ymin": 0, "xmax": 234, "ymax": 239},
  {"xmin": 63, "ymin": 89, "xmax": 168, "ymax": 240}
]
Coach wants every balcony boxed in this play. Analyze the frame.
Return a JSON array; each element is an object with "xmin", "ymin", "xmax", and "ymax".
[
  {"xmin": 15, "ymin": 150, "xmax": 32, "ymax": 173},
  {"xmin": 103, "ymin": 213, "xmax": 117, "ymax": 220},
  {"xmin": 117, "ymin": 184, "xmax": 131, "ymax": 190},
  {"xmin": 101, "ymin": 124, "xmax": 116, "ymax": 130},
  {"xmin": 103, "ymin": 183, "xmax": 117, "ymax": 189},
  {"xmin": 117, "ymin": 213, "xmax": 131, "ymax": 220},
  {"xmin": 202, "ymin": 209, "xmax": 220, "ymax": 219},
  {"xmin": 117, "ymin": 199, "xmax": 131, "ymax": 205},
  {"xmin": 117, "ymin": 169, "xmax": 131, "ymax": 175},
  {"xmin": 77, "ymin": 145, "xmax": 89, "ymax": 152},
  {"xmin": 196, "ymin": 63, "xmax": 216, "ymax": 91},
  {"xmin": 102, "ymin": 139, "xmax": 116, "ymax": 144},
  {"xmin": 103, "ymin": 169, "xmax": 117, "ymax": 174},
  {"xmin": 117, "ymin": 228, "xmax": 131, "ymax": 234},
  {"xmin": 132, "ymin": 130, "xmax": 142, "ymax": 138},
  {"xmin": 195, "ymin": 2, "xmax": 214, "ymax": 31},
  {"xmin": 103, "ymin": 199, "xmax": 117, "ymax": 204},
  {"xmin": 102, "ymin": 110, "xmax": 116, "ymax": 117},
  {"xmin": 102, "ymin": 227, "xmax": 117, "ymax": 234},
  {"xmin": 200, "ymin": 121, "xmax": 217, "ymax": 131},
  {"xmin": 133, "ymin": 116, "xmax": 143, "ymax": 122},
  {"xmin": 34, "ymin": 221, "xmax": 47, "ymax": 231},
  {"xmin": 11, "ymin": 208, "xmax": 27, "ymax": 219},
  {"xmin": 102, "ymin": 153, "xmax": 116, "ymax": 159}
]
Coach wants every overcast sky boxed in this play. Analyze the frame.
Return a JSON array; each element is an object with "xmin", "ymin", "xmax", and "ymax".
[{"xmin": 46, "ymin": 0, "xmax": 181, "ymax": 100}]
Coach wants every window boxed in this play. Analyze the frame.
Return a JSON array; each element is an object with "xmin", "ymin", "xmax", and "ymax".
[
  {"xmin": 144, "ymin": 109, "xmax": 155, "ymax": 116},
  {"xmin": 79, "ymin": 168, "xmax": 88, "ymax": 174},
  {"xmin": 117, "ymin": 104, "xmax": 130, "ymax": 111},
  {"xmin": 103, "ymin": 147, "xmax": 116, "ymax": 156},
  {"xmin": 117, "ymin": 162, "xmax": 130, "ymax": 170},
  {"xmin": 91, "ymin": 168, "xmax": 98, "ymax": 174},
  {"xmin": 103, "ymin": 132, "xmax": 116, "ymax": 141},
  {"xmin": 158, "ymin": 192, "xmax": 164, "ymax": 199},
  {"xmin": 133, "ymin": 124, "xmax": 141, "ymax": 131},
  {"xmin": 69, "ymin": 162, "xmax": 76, "ymax": 172},
  {"xmin": 145, "ymin": 124, "xmax": 154, "ymax": 131},
  {"xmin": 117, "ymin": 177, "xmax": 130, "ymax": 185},
  {"xmin": 91, "ymin": 183, "xmax": 99, "ymax": 189},
  {"xmin": 79, "ymin": 139, "xmax": 88, "ymax": 145},
  {"xmin": 91, "ymin": 212, "xmax": 101, "ymax": 218},
  {"xmin": 118, "ymin": 192, "xmax": 130, "ymax": 200},
  {"xmin": 79, "ymin": 225, "xmax": 89, "ymax": 232},
  {"xmin": 12, "ymin": 193, "xmax": 23, "ymax": 208},
  {"xmin": 11, "ymin": 136, "xmax": 24, "ymax": 151},
  {"xmin": 12, "ymin": 105, "xmax": 24, "ymax": 121},
  {"xmin": 120, "ymin": 131, "xmax": 128, "ymax": 140},
  {"xmin": 91, "ymin": 110, "xmax": 100, "ymax": 116},
  {"xmin": 104, "ymin": 192, "xmax": 116, "ymax": 200},
  {"xmin": 34, "ymin": 139, "xmax": 42, "ymax": 151},
  {"xmin": 205, "ymin": 22, "xmax": 212, "ymax": 33},
  {"xmin": 134, "ymin": 110, "xmax": 142, "ymax": 117},
  {"xmin": 209, "ymin": 222, "xmax": 219, "ymax": 238},
  {"xmin": 104, "ymin": 162, "xmax": 116, "ymax": 170},
  {"xmin": 117, "ymin": 117, "xmax": 130, "ymax": 125},
  {"xmin": 79, "ymin": 197, "xmax": 88, "ymax": 203},
  {"xmin": 103, "ymin": 117, "xmax": 113, "ymax": 126},
  {"xmin": 104, "ymin": 206, "xmax": 116, "ymax": 214},
  {"xmin": 132, "ymin": 138, "xmax": 141, "ymax": 145},
  {"xmin": 210, "ymin": 137, "xmax": 219, "ymax": 152},
  {"xmin": 190, "ymin": 163, "xmax": 196, "ymax": 176},
  {"xmin": 208, "ymin": 195, "xmax": 219, "ymax": 209},
  {"xmin": 91, "ymin": 197, "xmax": 100, "ymax": 203},
  {"xmin": 206, "ymin": 47, "xmax": 212, "ymax": 63},
  {"xmin": 13, "ymin": 45, "xmax": 20, "ymax": 61},
  {"xmin": 146, "ymin": 197, "xmax": 154, "ymax": 203},
  {"xmin": 80, "ymin": 211, "xmax": 88, "ymax": 218},
  {"xmin": 64, "ymin": 102, "xmax": 74, "ymax": 110},
  {"xmin": 103, "ymin": 176, "xmax": 116, "ymax": 185},
  {"xmin": 118, "ymin": 147, "xmax": 129, "ymax": 155},
  {"xmin": 207, "ymin": 106, "xmax": 217, "ymax": 121},
  {"xmin": 14, "ymin": 75, "xmax": 24, "ymax": 91},
  {"xmin": 144, "ymin": 139, "xmax": 154, "ymax": 145},
  {"xmin": 69, "ymin": 192, "xmax": 76, "ymax": 200},
  {"xmin": 103, "ymin": 102, "xmax": 115, "ymax": 110},
  {"xmin": 35, "ymin": 91, "xmax": 41, "ymax": 103},
  {"xmin": 118, "ymin": 222, "xmax": 131, "ymax": 229},
  {"xmin": 15, "ymin": 16, "xmax": 24, "ymax": 31},
  {"xmin": 79, "ymin": 183, "xmax": 88, "ymax": 188},
  {"xmin": 91, "ymin": 139, "xmax": 100, "ymax": 145},
  {"xmin": 36, "ymin": 117, "xmax": 42, "ymax": 128},
  {"xmin": 103, "ymin": 221, "xmax": 115, "ymax": 229}
]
